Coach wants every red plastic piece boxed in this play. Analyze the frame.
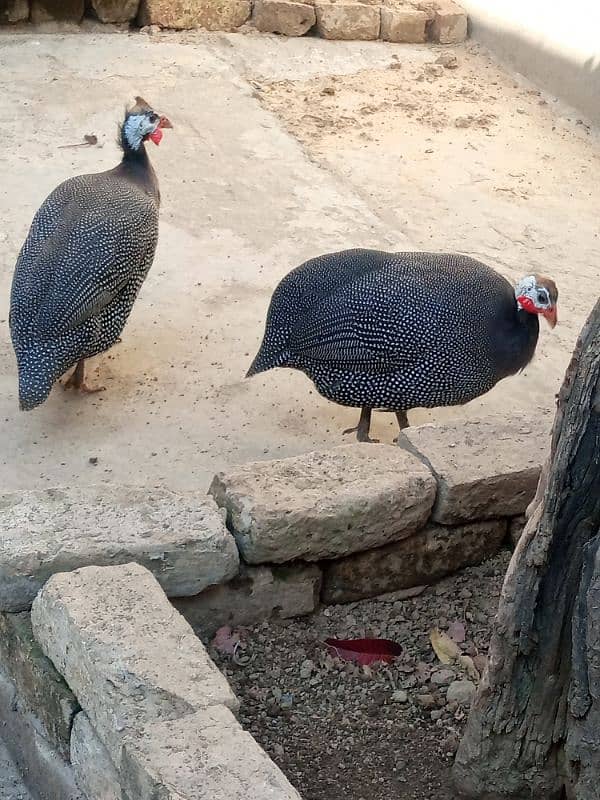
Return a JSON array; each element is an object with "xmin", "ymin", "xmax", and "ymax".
[{"xmin": 324, "ymin": 637, "xmax": 402, "ymax": 666}]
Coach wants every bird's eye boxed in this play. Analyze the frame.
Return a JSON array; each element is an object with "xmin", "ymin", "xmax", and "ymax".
[
  {"xmin": 148, "ymin": 113, "xmax": 158, "ymax": 124},
  {"xmin": 537, "ymin": 291, "xmax": 547, "ymax": 304}
]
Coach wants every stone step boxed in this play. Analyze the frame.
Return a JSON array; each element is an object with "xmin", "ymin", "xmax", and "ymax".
[
  {"xmin": 397, "ymin": 414, "xmax": 552, "ymax": 525},
  {"xmin": 209, "ymin": 443, "xmax": 437, "ymax": 564},
  {"xmin": 32, "ymin": 563, "xmax": 300, "ymax": 799},
  {"xmin": 31, "ymin": 563, "xmax": 239, "ymax": 766},
  {"xmin": 0, "ymin": 486, "xmax": 239, "ymax": 612}
]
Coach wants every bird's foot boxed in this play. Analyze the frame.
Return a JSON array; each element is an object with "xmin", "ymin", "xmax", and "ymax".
[
  {"xmin": 63, "ymin": 360, "xmax": 105, "ymax": 394},
  {"xmin": 63, "ymin": 377, "xmax": 105, "ymax": 395},
  {"xmin": 342, "ymin": 426, "xmax": 379, "ymax": 444},
  {"xmin": 392, "ymin": 410, "xmax": 410, "ymax": 443},
  {"xmin": 79, "ymin": 382, "xmax": 105, "ymax": 395},
  {"xmin": 358, "ymin": 433, "xmax": 380, "ymax": 444},
  {"xmin": 343, "ymin": 407, "xmax": 379, "ymax": 443}
]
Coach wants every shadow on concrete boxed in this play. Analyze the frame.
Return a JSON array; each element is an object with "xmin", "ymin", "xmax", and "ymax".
[{"xmin": 467, "ymin": 14, "xmax": 600, "ymax": 125}]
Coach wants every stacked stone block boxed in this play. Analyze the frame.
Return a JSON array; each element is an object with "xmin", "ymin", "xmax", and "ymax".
[{"xmin": 0, "ymin": 0, "xmax": 468, "ymax": 42}]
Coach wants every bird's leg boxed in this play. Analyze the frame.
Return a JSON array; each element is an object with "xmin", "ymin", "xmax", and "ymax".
[
  {"xmin": 342, "ymin": 406, "xmax": 379, "ymax": 444},
  {"xmin": 395, "ymin": 410, "xmax": 409, "ymax": 430},
  {"xmin": 393, "ymin": 410, "xmax": 409, "ymax": 443},
  {"xmin": 63, "ymin": 359, "xmax": 105, "ymax": 395}
]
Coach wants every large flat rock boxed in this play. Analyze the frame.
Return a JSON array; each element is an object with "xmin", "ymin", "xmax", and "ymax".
[
  {"xmin": 0, "ymin": 0, "xmax": 29, "ymax": 23},
  {"xmin": 173, "ymin": 562, "xmax": 321, "ymax": 636},
  {"xmin": 253, "ymin": 0, "xmax": 316, "ymax": 35},
  {"xmin": 209, "ymin": 444, "xmax": 436, "ymax": 563},
  {"xmin": 71, "ymin": 713, "xmax": 123, "ymax": 800},
  {"xmin": 322, "ymin": 519, "xmax": 507, "ymax": 603},
  {"xmin": 138, "ymin": 0, "xmax": 251, "ymax": 29},
  {"xmin": 31, "ymin": 563, "xmax": 238, "ymax": 765},
  {"xmin": 120, "ymin": 706, "xmax": 302, "ymax": 800},
  {"xmin": 0, "ymin": 671, "xmax": 83, "ymax": 800},
  {"xmin": 0, "ymin": 486, "xmax": 239, "ymax": 612},
  {"xmin": 30, "ymin": 0, "xmax": 84, "ymax": 23},
  {"xmin": 398, "ymin": 415, "xmax": 551, "ymax": 524},
  {"xmin": 315, "ymin": 1, "xmax": 380, "ymax": 40},
  {"xmin": 91, "ymin": 0, "xmax": 140, "ymax": 23},
  {"xmin": 0, "ymin": 612, "xmax": 78, "ymax": 761}
]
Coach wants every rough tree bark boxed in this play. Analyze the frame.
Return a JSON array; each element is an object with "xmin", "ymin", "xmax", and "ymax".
[{"xmin": 453, "ymin": 297, "xmax": 600, "ymax": 800}]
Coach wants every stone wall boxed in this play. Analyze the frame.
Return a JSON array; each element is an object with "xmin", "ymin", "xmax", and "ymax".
[
  {"xmin": 0, "ymin": 563, "xmax": 301, "ymax": 799},
  {"xmin": 0, "ymin": 412, "xmax": 550, "ymax": 797},
  {"xmin": 194, "ymin": 414, "xmax": 548, "ymax": 625},
  {"xmin": 0, "ymin": 0, "xmax": 468, "ymax": 43},
  {"xmin": 1, "ymin": 413, "xmax": 550, "ymax": 635}
]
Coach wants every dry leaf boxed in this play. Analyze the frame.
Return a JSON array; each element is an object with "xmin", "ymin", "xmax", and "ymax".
[
  {"xmin": 458, "ymin": 654, "xmax": 480, "ymax": 681},
  {"xmin": 212, "ymin": 625, "xmax": 242, "ymax": 655},
  {"xmin": 430, "ymin": 628, "xmax": 461, "ymax": 664}
]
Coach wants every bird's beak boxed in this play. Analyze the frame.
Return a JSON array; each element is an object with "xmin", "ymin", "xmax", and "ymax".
[
  {"xmin": 158, "ymin": 115, "xmax": 173, "ymax": 129},
  {"xmin": 543, "ymin": 306, "xmax": 557, "ymax": 328}
]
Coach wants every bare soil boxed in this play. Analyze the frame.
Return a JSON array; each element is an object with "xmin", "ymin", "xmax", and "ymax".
[{"xmin": 210, "ymin": 549, "xmax": 511, "ymax": 800}]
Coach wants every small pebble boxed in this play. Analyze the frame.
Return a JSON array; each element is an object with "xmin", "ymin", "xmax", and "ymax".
[
  {"xmin": 416, "ymin": 693, "xmax": 436, "ymax": 709},
  {"xmin": 431, "ymin": 669, "xmax": 455, "ymax": 686},
  {"xmin": 435, "ymin": 53, "xmax": 459, "ymax": 69},
  {"xmin": 446, "ymin": 680, "xmax": 476, "ymax": 705}
]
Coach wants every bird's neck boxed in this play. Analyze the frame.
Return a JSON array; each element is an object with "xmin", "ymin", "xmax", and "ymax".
[
  {"xmin": 490, "ymin": 304, "xmax": 540, "ymax": 380},
  {"xmin": 120, "ymin": 125, "xmax": 150, "ymax": 160},
  {"xmin": 517, "ymin": 306, "xmax": 541, "ymax": 335},
  {"xmin": 510, "ymin": 307, "xmax": 540, "ymax": 373},
  {"xmin": 116, "ymin": 141, "xmax": 160, "ymax": 204}
]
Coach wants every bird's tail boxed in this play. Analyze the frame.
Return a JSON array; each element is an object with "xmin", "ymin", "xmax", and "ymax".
[
  {"xmin": 14, "ymin": 349, "xmax": 54, "ymax": 411},
  {"xmin": 246, "ymin": 346, "xmax": 290, "ymax": 378}
]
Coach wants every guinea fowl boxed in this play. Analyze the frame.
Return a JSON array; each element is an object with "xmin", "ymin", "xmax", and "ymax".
[
  {"xmin": 247, "ymin": 249, "xmax": 558, "ymax": 442},
  {"xmin": 10, "ymin": 97, "xmax": 172, "ymax": 411}
]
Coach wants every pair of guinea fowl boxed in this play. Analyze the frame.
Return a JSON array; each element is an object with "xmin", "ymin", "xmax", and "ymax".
[{"xmin": 10, "ymin": 98, "xmax": 558, "ymax": 442}]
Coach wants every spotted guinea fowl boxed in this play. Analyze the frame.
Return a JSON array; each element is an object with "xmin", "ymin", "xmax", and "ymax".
[
  {"xmin": 9, "ymin": 97, "xmax": 172, "ymax": 411},
  {"xmin": 247, "ymin": 249, "xmax": 558, "ymax": 442}
]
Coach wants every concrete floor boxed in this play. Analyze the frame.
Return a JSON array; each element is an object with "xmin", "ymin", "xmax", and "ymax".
[{"xmin": 0, "ymin": 30, "xmax": 598, "ymax": 493}]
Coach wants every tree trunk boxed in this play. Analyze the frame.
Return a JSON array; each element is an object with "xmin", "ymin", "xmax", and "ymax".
[{"xmin": 453, "ymin": 298, "xmax": 600, "ymax": 800}]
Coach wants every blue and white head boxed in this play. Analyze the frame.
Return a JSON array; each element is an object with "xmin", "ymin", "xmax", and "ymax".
[
  {"xmin": 121, "ymin": 96, "xmax": 172, "ymax": 153},
  {"xmin": 515, "ymin": 274, "xmax": 558, "ymax": 328}
]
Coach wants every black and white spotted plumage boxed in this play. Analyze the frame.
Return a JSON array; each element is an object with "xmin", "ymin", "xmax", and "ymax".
[
  {"xmin": 10, "ymin": 101, "xmax": 166, "ymax": 411},
  {"xmin": 247, "ymin": 249, "xmax": 541, "ymax": 413}
]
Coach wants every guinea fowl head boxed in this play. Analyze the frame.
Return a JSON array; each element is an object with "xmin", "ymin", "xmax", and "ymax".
[
  {"xmin": 120, "ymin": 96, "xmax": 172, "ymax": 154},
  {"xmin": 515, "ymin": 274, "xmax": 558, "ymax": 328}
]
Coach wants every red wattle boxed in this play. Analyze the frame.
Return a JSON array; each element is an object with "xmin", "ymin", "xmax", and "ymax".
[
  {"xmin": 148, "ymin": 128, "xmax": 163, "ymax": 146},
  {"xmin": 517, "ymin": 295, "xmax": 537, "ymax": 314}
]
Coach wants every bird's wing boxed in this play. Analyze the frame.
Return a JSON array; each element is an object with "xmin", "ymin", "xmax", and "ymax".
[
  {"xmin": 287, "ymin": 271, "xmax": 450, "ymax": 371},
  {"xmin": 23, "ymin": 205, "xmax": 156, "ymax": 335}
]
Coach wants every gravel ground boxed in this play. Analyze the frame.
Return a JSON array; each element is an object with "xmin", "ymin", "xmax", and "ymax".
[{"xmin": 210, "ymin": 549, "xmax": 512, "ymax": 800}]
